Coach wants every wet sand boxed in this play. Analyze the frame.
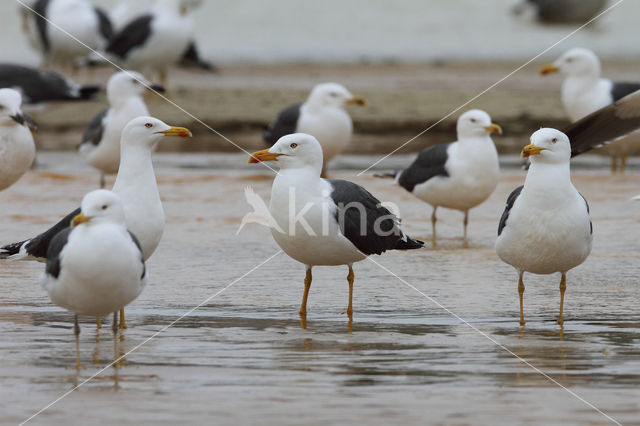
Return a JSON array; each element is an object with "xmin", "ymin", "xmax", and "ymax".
[{"xmin": 1, "ymin": 153, "xmax": 639, "ymax": 425}]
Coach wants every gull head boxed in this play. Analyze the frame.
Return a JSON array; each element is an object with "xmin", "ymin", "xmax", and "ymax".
[
  {"xmin": 457, "ymin": 109, "xmax": 501, "ymax": 139},
  {"xmin": 107, "ymin": 71, "xmax": 165, "ymax": 103},
  {"xmin": 121, "ymin": 116, "xmax": 192, "ymax": 149},
  {"xmin": 72, "ymin": 189, "xmax": 126, "ymax": 227},
  {"xmin": 0, "ymin": 88, "xmax": 26, "ymax": 127},
  {"xmin": 306, "ymin": 82, "xmax": 366, "ymax": 109},
  {"xmin": 521, "ymin": 128, "xmax": 571, "ymax": 164},
  {"xmin": 540, "ymin": 47, "xmax": 601, "ymax": 78},
  {"xmin": 249, "ymin": 133, "xmax": 323, "ymax": 171}
]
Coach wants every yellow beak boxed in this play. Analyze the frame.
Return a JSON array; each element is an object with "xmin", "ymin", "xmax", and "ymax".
[
  {"xmin": 346, "ymin": 96, "xmax": 367, "ymax": 106},
  {"xmin": 521, "ymin": 144, "xmax": 546, "ymax": 158},
  {"xmin": 157, "ymin": 126, "xmax": 193, "ymax": 138},
  {"xmin": 248, "ymin": 148, "xmax": 283, "ymax": 164},
  {"xmin": 539, "ymin": 64, "xmax": 560, "ymax": 75},
  {"xmin": 71, "ymin": 213, "xmax": 91, "ymax": 227},
  {"xmin": 484, "ymin": 123, "xmax": 502, "ymax": 135}
]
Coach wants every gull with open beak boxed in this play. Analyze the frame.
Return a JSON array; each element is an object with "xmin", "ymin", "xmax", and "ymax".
[
  {"xmin": 1, "ymin": 116, "xmax": 191, "ymax": 329},
  {"xmin": 496, "ymin": 128, "xmax": 593, "ymax": 326},
  {"xmin": 375, "ymin": 109, "xmax": 502, "ymax": 246},
  {"xmin": 263, "ymin": 82, "xmax": 366, "ymax": 177}
]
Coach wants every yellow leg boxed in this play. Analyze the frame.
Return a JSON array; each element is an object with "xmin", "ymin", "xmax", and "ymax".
[
  {"xmin": 557, "ymin": 273, "xmax": 567, "ymax": 326},
  {"xmin": 346, "ymin": 265, "xmax": 354, "ymax": 318},
  {"xmin": 299, "ymin": 268, "xmax": 312, "ymax": 316},
  {"xmin": 119, "ymin": 308, "xmax": 127, "ymax": 329},
  {"xmin": 74, "ymin": 314, "xmax": 82, "ymax": 370},
  {"xmin": 610, "ymin": 157, "xmax": 618, "ymax": 174},
  {"xmin": 620, "ymin": 155, "xmax": 628, "ymax": 174},
  {"xmin": 518, "ymin": 272, "xmax": 525, "ymax": 326},
  {"xmin": 463, "ymin": 210, "xmax": 469, "ymax": 240},
  {"xmin": 431, "ymin": 207, "xmax": 438, "ymax": 246},
  {"xmin": 96, "ymin": 317, "xmax": 102, "ymax": 329}
]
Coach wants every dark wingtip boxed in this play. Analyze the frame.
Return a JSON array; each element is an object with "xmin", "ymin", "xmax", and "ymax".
[
  {"xmin": 394, "ymin": 238, "xmax": 425, "ymax": 250},
  {"xmin": 373, "ymin": 172, "xmax": 398, "ymax": 179},
  {"xmin": 79, "ymin": 86, "xmax": 101, "ymax": 99}
]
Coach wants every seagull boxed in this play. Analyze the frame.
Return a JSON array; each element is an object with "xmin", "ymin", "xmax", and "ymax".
[
  {"xmin": 1, "ymin": 116, "xmax": 191, "ymax": 328},
  {"xmin": 21, "ymin": 0, "xmax": 113, "ymax": 68},
  {"xmin": 263, "ymin": 83, "xmax": 366, "ymax": 178},
  {"xmin": 102, "ymin": 0, "xmax": 196, "ymax": 86},
  {"xmin": 41, "ymin": 189, "xmax": 145, "ymax": 368},
  {"xmin": 541, "ymin": 47, "xmax": 640, "ymax": 173},
  {"xmin": 377, "ymin": 109, "xmax": 501, "ymax": 245},
  {"xmin": 78, "ymin": 70, "xmax": 165, "ymax": 188},
  {"xmin": 0, "ymin": 63, "xmax": 100, "ymax": 106},
  {"xmin": 495, "ymin": 128, "xmax": 593, "ymax": 326},
  {"xmin": 249, "ymin": 133, "xmax": 423, "ymax": 325},
  {"xmin": 0, "ymin": 89, "xmax": 36, "ymax": 191}
]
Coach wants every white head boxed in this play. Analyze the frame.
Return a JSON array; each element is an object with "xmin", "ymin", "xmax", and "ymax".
[
  {"xmin": 249, "ymin": 133, "xmax": 323, "ymax": 174},
  {"xmin": 456, "ymin": 109, "xmax": 502, "ymax": 139},
  {"xmin": 0, "ymin": 88, "xmax": 25, "ymax": 127},
  {"xmin": 72, "ymin": 189, "xmax": 126, "ymax": 227},
  {"xmin": 107, "ymin": 71, "xmax": 164, "ymax": 105},
  {"xmin": 522, "ymin": 128, "xmax": 571, "ymax": 164},
  {"xmin": 306, "ymin": 82, "xmax": 366, "ymax": 110},
  {"xmin": 541, "ymin": 48, "xmax": 601, "ymax": 79},
  {"xmin": 120, "ymin": 116, "xmax": 192, "ymax": 150}
]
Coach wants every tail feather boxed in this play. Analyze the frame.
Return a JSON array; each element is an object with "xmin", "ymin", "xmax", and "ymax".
[{"xmin": 394, "ymin": 237, "xmax": 424, "ymax": 250}]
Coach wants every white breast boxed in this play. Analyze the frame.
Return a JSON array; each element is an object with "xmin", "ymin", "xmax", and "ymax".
[
  {"xmin": 297, "ymin": 106, "xmax": 353, "ymax": 163},
  {"xmin": 0, "ymin": 124, "xmax": 36, "ymax": 191},
  {"xmin": 41, "ymin": 224, "xmax": 145, "ymax": 316}
]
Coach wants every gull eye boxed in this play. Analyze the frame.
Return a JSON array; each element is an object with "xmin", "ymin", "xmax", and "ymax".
[
  {"xmin": 566, "ymin": 57, "xmax": 573, "ymax": 63},
  {"xmin": 290, "ymin": 143, "xmax": 298, "ymax": 149},
  {"xmin": 101, "ymin": 204, "xmax": 108, "ymax": 210},
  {"xmin": 131, "ymin": 78, "xmax": 138, "ymax": 84},
  {"xmin": 145, "ymin": 123, "xmax": 153, "ymax": 128},
  {"xmin": 330, "ymin": 92, "xmax": 338, "ymax": 97},
  {"xmin": 552, "ymin": 138, "xmax": 557, "ymax": 143},
  {"xmin": 470, "ymin": 118, "xmax": 476, "ymax": 123}
]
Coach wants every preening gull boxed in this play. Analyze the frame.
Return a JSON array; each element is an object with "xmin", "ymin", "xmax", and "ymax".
[
  {"xmin": 2, "ymin": 116, "xmax": 191, "ymax": 328},
  {"xmin": 78, "ymin": 71, "xmax": 165, "ymax": 187},
  {"xmin": 249, "ymin": 133, "xmax": 423, "ymax": 326},
  {"xmin": 377, "ymin": 110, "xmax": 501, "ymax": 245},
  {"xmin": 0, "ymin": 89, "xmax": 36, "ymax": 191},
  {"xmin": 102, "ymin": 0, "xmax": 196, "ymax": 86},
  {"xmin": 40, "ymin": 189, "xmax": 145, "ymax": 367},
  {"xmin": 22, "ymin": 0, "xmax": 113, "ymax": 67},
  {"xmin": 0, "ymin": 63, "xmax": 99, "ymax": 105},
  {"xmin": 263, "ymin": 83, "xmax": 366, "ymax": 178},
  {"xmin": 495, "ymin": 128, "xmax": 592, "ymax": 326},
  {"xmin": 541, "ymin": 48, "xmax": 640, "ymax": 173}
]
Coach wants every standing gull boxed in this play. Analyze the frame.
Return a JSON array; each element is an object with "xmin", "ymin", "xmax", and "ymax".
[
  {"xmin": 541, "ymin": 47, "xmax": 640, "ymax": 173},
  {"xmin": 102, "ymin": 0, "xmax": 195, "ymax": 86},
  {"xmin": 41, "ymin": 189, "xmax": 145, "ymax": 368},
  {"xmin": 263, "ymin": 83, "xmax": 366, "ymax": 178},
  {"xmin": 79, "ymin": 71, "xmax": 165, "ymax": 188},
  {"xmin": 249, "ymin": 134, "xmax": 423, "ymax": 325},
  {"xmin": 22, "ymin": 0, "xmax": 113, "ymax": 68},
  {"xmin": 1, "ymin": 116, "xmax": 191, "ymax": 327},
  {"xmin": 378, "ymin": 110, "xmax": 501, "ymax": 245},
  {"xmin": 495, "ymin": 128, "xmax": 592, "ymax": 326},
  {"xmin": 0, "ymin": 89, "xmax": 36, "ymax": 191}
]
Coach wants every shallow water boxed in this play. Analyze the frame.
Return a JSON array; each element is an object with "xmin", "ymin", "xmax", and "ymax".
[{"xmin": 1, "ymin": 153, "xmax": 639, "ymax": 425}]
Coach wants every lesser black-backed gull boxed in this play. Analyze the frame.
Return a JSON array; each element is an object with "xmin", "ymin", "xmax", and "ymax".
[
  {"xmin": 263, "ymin": 83, "xmax": 366, "ymax": 178},
  {"xmin": 541, "ymin": 47, "xmax": 640, "ymax": 173},
  {"xmin": 0, "ymin": 89, "xmax": 36, "ymax": 191},
  {"xmin": 378, "ymin": 110, "xmax": 501, "ymax": 245},
  {"xmin": 2, "ymin": 116, "xmax": 191, "ymax": 328},
  {"xmin": 78, "ymin": 71, "xmax": 165, "ymax": 187},
  {"xmin": 0, "ymin": 63, "xmax": 100, "ymax": 105},
  {"xmin": 41, "ymin": 189, "xmax": 145, "ymax": 367},
  {"xmin": 249, "ymin": 133, "xmax": 423, "ymax": 326},
  {"xmin": 495, "ymin": 128, "xmax": 593, "ymax": 326}
]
